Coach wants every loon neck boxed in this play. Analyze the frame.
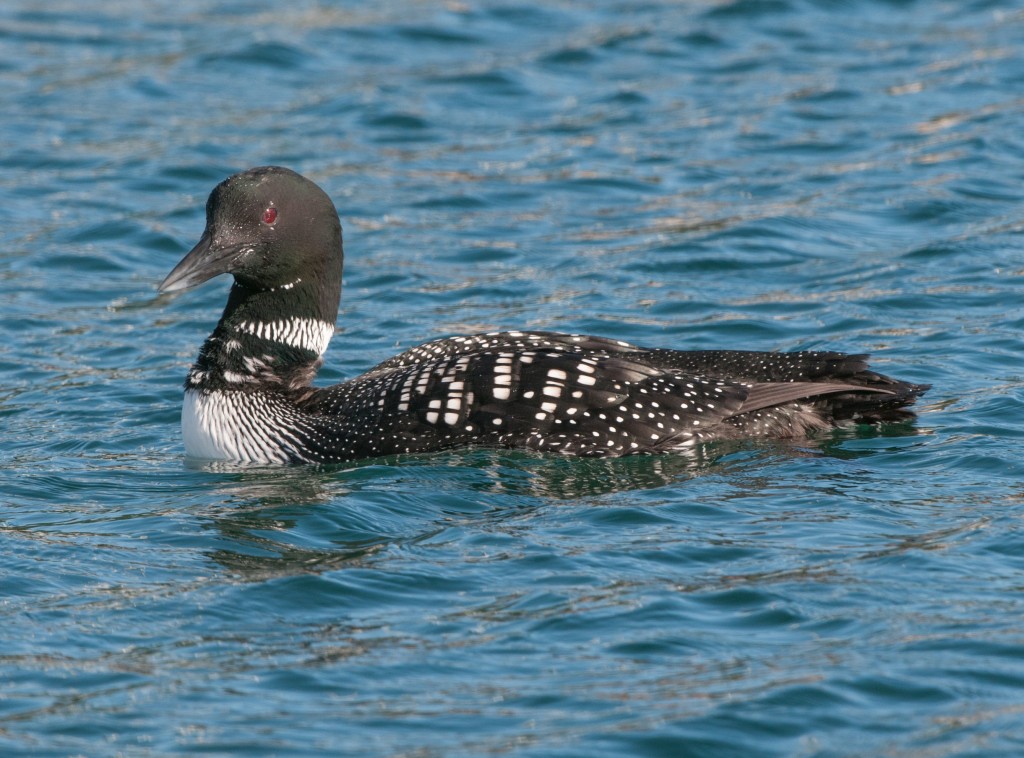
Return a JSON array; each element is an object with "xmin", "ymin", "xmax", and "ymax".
[{"xmin": 188, "ymin": 278, "xmax": 338, "ymax": 392}]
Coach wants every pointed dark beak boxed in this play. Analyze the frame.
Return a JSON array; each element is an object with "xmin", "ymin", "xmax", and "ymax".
[{"xmin": 158, "ymin": 231, "xmax": 239, "ymax": 293}]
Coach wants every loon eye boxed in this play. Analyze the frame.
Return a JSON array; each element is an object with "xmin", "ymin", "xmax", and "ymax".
[{"xmin": 262, "ymin": 207, "xmax": 278, "ymax": 225}]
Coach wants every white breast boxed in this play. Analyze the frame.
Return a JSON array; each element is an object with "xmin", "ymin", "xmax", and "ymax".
[{"xmin": 181, "ymin": 389, "xmax": 293, "ymax": 463}]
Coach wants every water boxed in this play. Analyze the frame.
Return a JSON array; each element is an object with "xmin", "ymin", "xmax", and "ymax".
[{"xmin": 2, "ymin": 0, "xmax": 1024, "ymax": 755}]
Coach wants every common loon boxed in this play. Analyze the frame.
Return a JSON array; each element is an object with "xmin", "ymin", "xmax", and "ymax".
[{"xmin": 158, "ymin": 166, "xmax": 929, "ymax": 464}]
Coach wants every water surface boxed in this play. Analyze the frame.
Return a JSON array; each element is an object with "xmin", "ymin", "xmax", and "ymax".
[{"xmin": 2, "ymin": 1, "xmax": 1024, "ymax": 755}]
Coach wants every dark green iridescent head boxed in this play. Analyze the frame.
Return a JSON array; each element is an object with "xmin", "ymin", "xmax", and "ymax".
[{"xmin": 159, "ymin": 166, "xmax": 343, "ymax": 325}]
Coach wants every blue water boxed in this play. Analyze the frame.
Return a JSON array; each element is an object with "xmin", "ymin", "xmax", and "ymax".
[{"xmin": 2, "ymin": 0, "xmax": 1024, "ymax": 755}]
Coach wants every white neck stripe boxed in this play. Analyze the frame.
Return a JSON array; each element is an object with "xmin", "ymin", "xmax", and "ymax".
[{"xmin": 236, "ymin": 317, "xmax": 335, "ymax": 356}]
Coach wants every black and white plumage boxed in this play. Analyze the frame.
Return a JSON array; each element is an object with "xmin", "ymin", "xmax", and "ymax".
[{"xmin": 158, "ymin": 166, "xmax": 929, "ymax": 464}]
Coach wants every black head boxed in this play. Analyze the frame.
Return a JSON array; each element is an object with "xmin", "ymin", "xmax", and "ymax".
[{"xmin": 159, "ymin": 166, "xmax": 343, "ymax": 297}]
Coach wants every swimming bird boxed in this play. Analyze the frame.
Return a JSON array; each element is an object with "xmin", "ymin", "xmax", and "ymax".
[{"xmin": 158, "ymin": 166, "xmax": 929, "ymax": 464}]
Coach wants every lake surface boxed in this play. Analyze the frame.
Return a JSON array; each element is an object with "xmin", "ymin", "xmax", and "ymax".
[{"xmin": 2, "ymin": 1, "xmax": 1024, "ymax": 755}]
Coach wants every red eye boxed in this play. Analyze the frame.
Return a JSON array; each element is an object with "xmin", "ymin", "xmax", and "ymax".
[{"xmin": 262, "ymin": 207, "xmax": 278, "ymax": 225}]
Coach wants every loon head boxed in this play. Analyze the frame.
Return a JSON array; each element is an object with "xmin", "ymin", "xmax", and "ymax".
[{"xmin": 159, "ymin": 166, "xmax": 343, "ymax": 326}]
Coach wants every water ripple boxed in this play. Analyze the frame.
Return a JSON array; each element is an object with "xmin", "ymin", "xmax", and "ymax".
[{"xmin": 2, "ymin": 0, "xmax": 1024, "ymax": 755}]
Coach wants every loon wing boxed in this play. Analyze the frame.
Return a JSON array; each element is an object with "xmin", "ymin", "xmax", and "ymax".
[
  {"xmin": 301, "ymin": 346, "xmax": 752, "ymax": 457},
  {"xmin": 739, "ymin": 381, "xmax": 890, "ymax": 414}
]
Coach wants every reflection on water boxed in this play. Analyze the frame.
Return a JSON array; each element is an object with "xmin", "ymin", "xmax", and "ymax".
[{"xmin": 196, "ymin": 424, "xmax": 931, "ymax": 583}]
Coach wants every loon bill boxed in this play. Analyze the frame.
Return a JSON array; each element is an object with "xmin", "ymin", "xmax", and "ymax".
[{"xmin": 158, "ymin": 166, "xmax": 929, "ymax": 464}]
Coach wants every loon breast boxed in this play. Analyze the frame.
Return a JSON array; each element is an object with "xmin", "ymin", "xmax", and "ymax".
[{"xmin": 182, "ymin": 388, "xmax": 297, "ymax": 464}]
